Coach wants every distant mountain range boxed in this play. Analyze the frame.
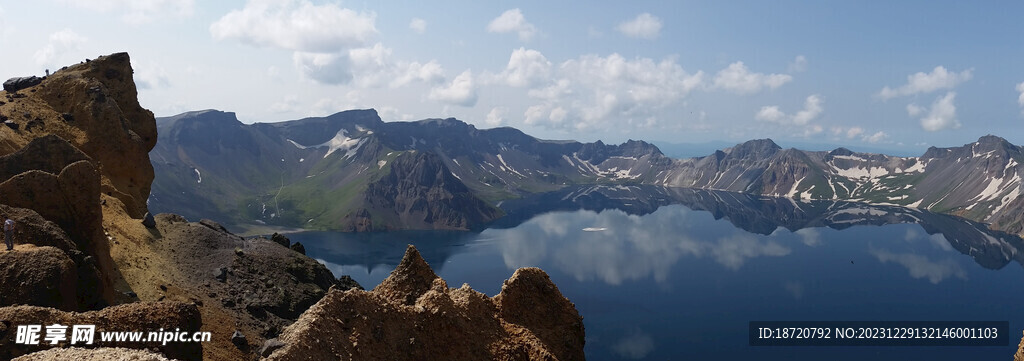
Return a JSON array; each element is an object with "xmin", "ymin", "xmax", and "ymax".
[{"xmin": 148, "ymin": 109, "xmax": 1024, "ymax": 235}]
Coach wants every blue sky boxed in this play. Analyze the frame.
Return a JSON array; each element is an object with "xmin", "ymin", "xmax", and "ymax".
[{"xmin": 2, "ymin": 1, "xmax": 1023, "ymax": 154}]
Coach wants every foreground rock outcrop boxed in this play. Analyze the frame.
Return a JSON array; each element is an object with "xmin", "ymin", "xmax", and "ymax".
[
  {"xmin": 265, "ymin": 245, "xmax": 585, "ymax": 361},
  {"xmin": 14, "ymin": 347, "xmax": 171, "ymax": 361},
  {"xmin": 1, "ymin": 52, "xmax": 157, "ymax": 308},
  {"xmin": 0, "ymin": 302, "xmax": 202, "ymax": 360}
]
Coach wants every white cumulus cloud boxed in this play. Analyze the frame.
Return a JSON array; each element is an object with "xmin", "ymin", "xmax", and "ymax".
[
  {"xmin": 429, "ymin": 70, "xmax": 478, "ymax": 107},
  {"xmin": 1016, "ymin": 81, "xmax": 1024, "ymax": 114},
  {"xmin": 755, "ymin": 106, "xmax": 785, "ymax": 122},
  {"xmin": 792, "ymin": 95, "xmax": 823, "ymax": 125},
  {"xmin": 210, "ymin": 0, "xmax": 377, "ymax": 53},
  {"xmin": 917, "ymin": 92, "xmax": 960, "ymax": 132},
  {"xmin": 877, "ymin": 66, "xmax": 972, "ymax": 100},
  {"xmin": 712, "ymin": 61, "xmax": 792, "ymax": 94},
  {"xmin": 134, "ymin": 61, "xmax": 172, "ymax": 89},
  {"xmin": 59, "ymin": 0, "xmax": 194, "ymax": 24},
  {"xmin": 485, "ymin": 107, "xmax": 507, "ymax": 126},
  {"xmin": 909, "ymin": 102, "xmax": 925, "ymax": 116},
  {"xmin": 616, "ymin": 13, "xmax": 662, "ymax": 39},
  {"xmin": 292, "ymin": 51, "xmax": 352, "ymax": 85},
  {"xmin": 487, "ymin": 8, "xmax": 537, "ymax": 41},
  {"xmin": 390, "ymin": 60, "xmax": 445, "ymax": 88},
  {"xmin": 409, "ymin": 17, "xmax": 427, "ymax": 34},
  {"xmin": 495, "ymin": 48, "xmax": 552, "ymax": 87},
  {"xmin": 862, "ymin": 131, "xmax": 889, "ymax": 143},
  {"xmin": 755, "ymin": 95, "xmax": 823, "ymax": 126},
  {"xmin": 521, "ymin": 53, "xmax": 704, "ymax": 131},
  {"xmin": 788, "ymin": 55, "xmax": 807, "ymax": 73},
  {"xmin": 33, "ymin": 29, "xmax": 88, "ymax": 68}
]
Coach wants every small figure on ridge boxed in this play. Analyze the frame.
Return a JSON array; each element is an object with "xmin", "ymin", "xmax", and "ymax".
[{"xmin": 3, "ymin": 214, "xmax": 15, "ymax": 251}]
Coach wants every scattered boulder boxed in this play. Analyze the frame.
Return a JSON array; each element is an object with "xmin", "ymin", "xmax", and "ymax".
[
  {"xmin": 270, "ymin": 233, "xmax": 290, "ymax": 248},
  {"xmin": 213, "ymin": 267, "xmax": 228, "ymax": 282},
  {"xmin": 259, "ymin": 338, "xmax": 286, "ymax": 357},
  {"xmin": 3, "ymin": 120, "xmax": 17, "ymax": 130},
  {"xmin": 3, "ymin": 76, "xmax": 42, "ymax": 93},
  {"xmin": 264, "ymin": 245, "xmax": 585, "ymax": 361},
  {"xmin": 142, "ymin": 212, "xmax": 156, "ymax": 228},
  {"xmin": 231, "ymin": 330, "xmax": 247, "ymax": 349},
  {"xmin": 288, "ymin": 242, "xmax": 305, "ymax": 255},
  {"xmin": 199, "ymin": 219, "xmax": 228, "ymax": 233}
]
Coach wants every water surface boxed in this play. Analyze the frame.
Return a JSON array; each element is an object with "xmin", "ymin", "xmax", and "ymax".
[{"xmin": 293, "ymin": 186, "xmax": 1024, "ymax": 360}]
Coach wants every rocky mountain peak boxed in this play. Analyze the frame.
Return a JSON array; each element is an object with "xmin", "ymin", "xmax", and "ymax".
[
  {"xmin": 829, "ymin": 147, "xmax": 854, "ymax": 156},
  {"xmin": 373, "ymin": 245, "xmax": 440, "ymax": 306},
  {"xmin": 975, "ymin": 134, "xmax": 1017, "ymax": 154},
  {"xmin": 618, "ymin": 139, "xmax": 664, "ymax": 157},
  {"xmin": 416, "ymin": 117, "xmax": 474, "ymax": 130},
  {"xmin": 726, "ymin": 138, "xmax": 781, "ymax": 159}
]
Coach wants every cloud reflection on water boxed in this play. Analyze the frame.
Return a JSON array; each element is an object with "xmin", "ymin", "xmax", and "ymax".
[
  {"xmin": 489, "ymin": 206, "xmax": 791, "ymax": 285},
  {"xmin": 869, "ymin": 247, "xmax": 967, "ymax": 284},
  {"xmin": 611, "ymin": 329, "xmax": 655, "ymax": 359}
]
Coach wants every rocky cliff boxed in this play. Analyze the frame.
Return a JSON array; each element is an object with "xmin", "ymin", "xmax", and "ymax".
[
  {"xmin": 264, "ymin": 245, "xmax": 585, "ymax": 361},
  {"xmin": 0, "ymin": 53, "xmax": 587, "ymax": 361},
  {"xmin": 352, "ymin": 151, "xmax": 502, "ymax": 231}
]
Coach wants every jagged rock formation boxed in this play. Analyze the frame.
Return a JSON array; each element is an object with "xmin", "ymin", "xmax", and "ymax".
[
  {"xmin": 0, "ymin": 53, "xmax": 157, "ymax": 307},
  {"xmin": 264, "ymin": 245, "xmax": 585, "ymax": 361},
  {"xmin": 0, "ymin": 302, "xmax": 202, "ymax": 360}
]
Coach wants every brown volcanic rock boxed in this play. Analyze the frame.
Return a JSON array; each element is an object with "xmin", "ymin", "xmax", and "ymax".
[
  {"xmin": 0, "ymin": 246, "xmax": 77, "ymax": 310},
  {"xmin": 1016, "ymin": 331, "xmax": 1024, "ymax": 361},
  {"xmin": 140, "ymin": 213, "xmax": 339, "ymax": 360},
  {"xmin": 2, "ymin": 207, "xmax": 103, "ymax": 309},
  {"xmin": 264, "ymin": 245, "xmax": 585, "ymax": 361},
  {"xmin": 14, "ymin": 347, "xmax": 171, "ymax": 361},
  {"xmin": 0, "ymin": 135, "xmax": 91, "ymax": 177},
  {"xmin": 0, "ymin": 302, "xmax": 202, "ymax": 361},
  {"xmin": 495, "ymin": 268, "xmax": 587, "ymax": 360},
  {"xmin": 0, "ymin": 159, "xmax": 102, "ymax": 250},
  {"xmin": 0, "ymin": 53, "xmax": 154, "ymax": 309},
  {"xmin": 373, "ymin": 245, "xmax": 439, "ymax": 306},
  {"xmin": 34, "ymin": 53, "xmax": 157, "ymax": 218}
]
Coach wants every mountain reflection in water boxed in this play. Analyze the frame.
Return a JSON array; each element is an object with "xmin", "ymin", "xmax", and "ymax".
[{"xmin": 293, "ymin": 186, "xmax": 1024, "ymax": 360}]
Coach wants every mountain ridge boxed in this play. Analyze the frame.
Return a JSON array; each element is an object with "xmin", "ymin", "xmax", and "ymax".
[{"xmin": 149, "ymin": 108, "xmax": 1024, "ymax": 236}]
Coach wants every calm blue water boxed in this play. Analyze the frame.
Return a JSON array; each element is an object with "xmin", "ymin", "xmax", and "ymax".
[{"xmin": 290, "ymin": 187, "xmax": 1024, "ymax": 360}]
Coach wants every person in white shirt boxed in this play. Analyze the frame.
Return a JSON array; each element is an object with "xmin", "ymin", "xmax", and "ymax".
[{"xmin": 3, "ymin": 215, "xmax": 14, "ymax": 251}]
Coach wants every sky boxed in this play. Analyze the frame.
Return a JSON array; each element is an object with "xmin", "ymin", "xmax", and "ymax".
[{"xmin": 2, "ymin": 1, "xmax": 1024, "ymax": 154}]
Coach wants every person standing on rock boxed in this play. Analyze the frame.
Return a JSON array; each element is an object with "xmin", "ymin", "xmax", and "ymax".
[{"xmin": 3, "ymin": 215, "xmax": 14, "ymax": 251}]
